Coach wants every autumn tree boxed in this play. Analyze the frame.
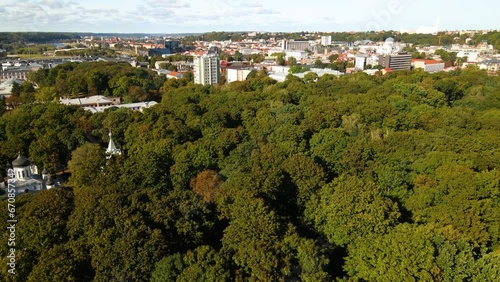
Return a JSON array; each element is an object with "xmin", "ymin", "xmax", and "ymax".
[{"xmin": 190, "ymin": 169, "xmax": 224, "ymax": 202}]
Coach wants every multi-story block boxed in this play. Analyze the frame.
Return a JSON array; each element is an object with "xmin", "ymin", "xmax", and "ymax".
[
  {"xmin": 193, "ymin": 54, "xmax": 221, "ymax": 85},
  {"xmin": 379, "ymin": 52, "xmax": 412, "ymax": 71},
  {"xmin": 282, "ymin": 40, "xmax": 312, "ymax": 51},
  {"xmin": 321, "ymin": 36, "xmax": 332, "ymax": 46}
]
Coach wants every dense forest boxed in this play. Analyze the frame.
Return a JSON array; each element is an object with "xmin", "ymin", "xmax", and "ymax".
[
  {"xmin": 0, "ymin": 33, "xmax": 81, "ymax": 45},
  {"xmin": 0, "ymin": 33, "xmax": 82, "ymax": 55},
  {"xmin": 1, "ymin": 65, "xmax": 500, "ymax": 281},
  {"xmin": 5, "ymin": 62, "xmax": 168, "ymax": 108}
]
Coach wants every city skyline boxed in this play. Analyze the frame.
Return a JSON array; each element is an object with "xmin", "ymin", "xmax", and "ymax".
[{"xmin": 0, "ymin": 0, "xmax": 499, "ymax": 34}]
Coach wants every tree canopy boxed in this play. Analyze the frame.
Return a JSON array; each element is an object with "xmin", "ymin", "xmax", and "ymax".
[{"xmin": 1, "ymin": 64, "xmax": 500, "ymax": 281}]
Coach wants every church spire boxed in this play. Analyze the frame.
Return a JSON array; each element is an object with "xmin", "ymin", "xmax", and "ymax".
[{"xmin": 106, "ymin": 131, "xmax": 121, "ymax": 159}]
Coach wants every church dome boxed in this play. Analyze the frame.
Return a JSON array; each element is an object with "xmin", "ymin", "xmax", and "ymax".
[{"xmin": 12, "ymin": 154, "xmax": 30, "ymax": 167}]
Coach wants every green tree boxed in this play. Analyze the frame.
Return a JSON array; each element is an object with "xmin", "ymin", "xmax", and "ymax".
[
  {"xmin": 328, "ymin": 54, "xmax": 339, "ymax": 62},
  {"xmin": 27, "ymin": 242, "xmax": 92, "ymax": 282},
  {"xmin": 10, "ymin": 81, "xmax": 21, "ymax": 96},
  {"xmin": 314, "ymin": 59, "xmax": 325, "ymax": 68},
  {"xmin": 406, "ymin": 164, "xmax": 500, "ymax": 246},
  {"xmin": 309, "ymin": 128, "xmax": 351, "ymax": 176},
  {"xmin": 435, "ymin": 49, "xmax": 458, "ymax": 67},
  {"xmin": 345, "ymin": 224, "xmax": 483, "ymax": 281},
  {"xmin": 305, "ymin": 174, "xmax": 400, "ymax": 246},
  {"xmin": 67, "ymin": 143, "xmax": 106, "ymax": 187},
  {"xmin": 177, "ymin": 246, "xmax": 230, "ymax": 281},
  {"xmin": 233, "ymin": 51, "xmax": 244, "ymax": 62},
  {"xmin": 0, "ymin": 97, "xmax": 5, "ymax": 116},
  {"xmin": 303, "ymin": 72, "xmax": 319, "ymax": 83},
  {"xmin": 287, "ymin": 56, "xmax": 297, "ymax": 66},
  {"xmin": 150, "ymin": 253, "xmax": 184, "ymax": 282},
  {"xmin": 19, "ymin": 82, "xmax": 36, "ymax": 104},
  {"xmin": 35, "ymin": 86, "xmax": 58, "ymax": 102},
  {"xmin": 219, "ymin": 188, "xmax": 291, "ymax": 280}
]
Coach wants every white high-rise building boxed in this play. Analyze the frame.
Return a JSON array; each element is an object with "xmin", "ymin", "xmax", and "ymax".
[
  {"xmin": 355, "ymin": 55, "xmax": 368, "ymax": 70},
  {"xmin": 193, "ymin": 54, "xmax": 221, "ymax": 85},
  {"xmin": 321, "ymin": 35, "xmax": 332, "ymax": 46}
]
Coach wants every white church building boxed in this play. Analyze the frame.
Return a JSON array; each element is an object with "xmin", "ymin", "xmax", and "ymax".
[{"xmin": 2, "ymin": 154, "xmax": 58, "ymax": 194}]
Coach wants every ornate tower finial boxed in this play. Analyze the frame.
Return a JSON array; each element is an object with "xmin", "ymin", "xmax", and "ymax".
[{"xmin": 106, "ymin": 131, "xmax": 121, "ymax": 159}]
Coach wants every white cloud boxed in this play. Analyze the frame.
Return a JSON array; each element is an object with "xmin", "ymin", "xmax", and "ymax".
[{"xmin": 0, "ymin": 0, "xmax": 499, "ymax": 33}]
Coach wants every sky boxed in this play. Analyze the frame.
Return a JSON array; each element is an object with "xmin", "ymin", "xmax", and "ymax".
[{"xmin": 0, "ymin": 0, "xmax": 499, "ymax": 34}]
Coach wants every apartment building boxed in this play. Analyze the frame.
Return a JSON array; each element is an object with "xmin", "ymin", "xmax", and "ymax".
[
  {"xmin": 193, "ymin": 54, "xmax": 221, "ymax": 85},
  {"xmin": 379, "ymin": 52, "xmax": 412, "ymax": 71}
]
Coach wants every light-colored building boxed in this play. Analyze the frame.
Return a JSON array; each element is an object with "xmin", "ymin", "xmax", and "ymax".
[
  {"xmin": 1, "ymin": 154, "xmax": 57, "ymax": 194},
  {"xmin": 269, "ymin": 67, "xmax": 343, "ymax": 82},
  {"xmin": 355, "ymin": 55, "xmax": 368, "ymax": 70},
  {"xmin": 227, "ymin": 67, "xmax": 253, "ymax": 83},
  {"xmin": 154, "ymin": 61, "xmax": 170, "ymax": 69},
  {"xmin": 269, "ymin": 72, "xmax": 288, "ymax": 82},
  {"xmin": 293, "ymin": 68, "xmax": 342, "ymax": 79},
  {"xmin": 366, "ymin": 55, "xmax": 380, "ymax": 67},
  {"xmin": 59, "ymin": 95, "xmax": 120, "ymax": 108},
  {"xmin": 0, "ymin": 69, "xmax": 31, "ymax": 81},
  {"xmin": 240, "ymin": 48, "xmax": 262, "ymax": 56},
  {"xmin": 321, "ymin": 36, "xmax": 332, "ymax": 46},
  {"xmin": 269, "ymin": 65, "xmax": 291, "ymax": 73},
  {"xmin": 0, "ymin": 78, "xmax": 25, "ymax": 97},
  {"xmin": 193, "ymin": 54, "xmax": 221, "ymax": 85},
  {"xmin": 85, "ymin": 101, "xmax": 158, "ymax": 114},
  {"xmin": 412, "ymin": 59, "xmax": 445, "ymax": 72},
  {"xmin": 478, "ymin": 59, "xmax": 500, "ymax": 72},
  {"xmin": 59, "ymin": 95, "xmax": 157, "ymax": 113},
  {"xmin": 456, "ymin": 50, "xmax": 481, "ymax": 62},
  {"xmin": 364, "ymin": 69, "xmax": 380, "ymax": 75},
  {"xmin": 285, "ymin": 50, "xmax": 308, "ymax": 61}
]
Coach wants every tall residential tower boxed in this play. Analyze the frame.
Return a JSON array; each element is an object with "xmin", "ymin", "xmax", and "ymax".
[{"xmin": 193, "ymin": 54, "xmax": 221, "ymax": 85}]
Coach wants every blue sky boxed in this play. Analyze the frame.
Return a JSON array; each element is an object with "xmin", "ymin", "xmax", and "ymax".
[{"xmin": 0, "ymin": 0, "xmax": 498, "ymax": 33}]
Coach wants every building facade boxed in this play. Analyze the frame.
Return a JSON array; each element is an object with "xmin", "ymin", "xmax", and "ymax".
[
  {"xmin": 1, "ymin": 154, "xmax": 57, "ymax": 194},
  {"xmin": 282, "ymin": 40, "xmax": 312, "ymax": 51},
  {"xmin": 0, "ymin": 69, "xmax": 30, "ymax": 81},
  {"xmin": 226, "ymin": 67, "xmax": 253, "ymax": 83},
  {"xmin": 193, "ymin": 54, "xmax": 221, "ymax": 85},
  {"xmin": 355, "ymin": 55, "xmax": 368, "ymax": 70},
  {"xmin": 321, "ymin": 36, "xmax": 332, "ymax": 46},
  {"xmin": 164, "ymin": 40, "xmax": 179, "ymax": 51},
  {"xmin": 478, "ymin": 59, "xmax": 500, "ymax": 72},
  {"xmin": 379, "ymin": 52, "xmax": 412, "ymax": 71},
  {"xmin": 412, "ymin": 59, "xmax": 445, "ymax": 72}
]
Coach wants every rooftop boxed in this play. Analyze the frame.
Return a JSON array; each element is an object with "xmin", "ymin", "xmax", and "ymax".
[
  {"xmin": 59, "ymin": 95, "xmax": 118, "ymax": 106},
  {"xmin": 86, "ymin": 101, "xmax": 158, "ymax": 114},
  {"xmin": 12, "ymin": 154, "xmax": 30, "ymax": 167},
  {"xmin": 412, "ymin": 59, "xmax": 445, "ymax": 65}
]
